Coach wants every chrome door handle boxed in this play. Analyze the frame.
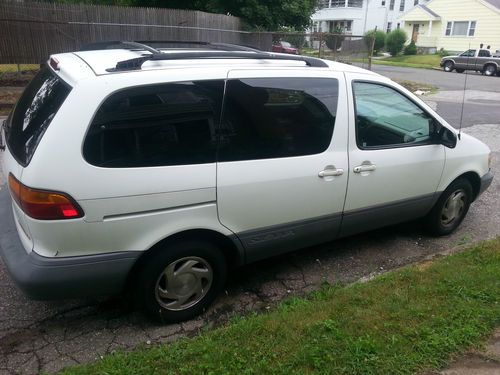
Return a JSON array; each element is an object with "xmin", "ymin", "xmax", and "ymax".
[
  {"xmin": 353, "ymin": 164, "xmax": 376, "ymax": 173},
  {"xmin": 319, "ymin": 167, "xmax": 344, "ymax": 178}
]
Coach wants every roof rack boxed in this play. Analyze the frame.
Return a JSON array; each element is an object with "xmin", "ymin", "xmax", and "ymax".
[
  {"xmin": 80, "ymin": 40, "xmax": 260, "ymax": 53},
  {"xmin": 134, "ymin": 40, "xmax": 261, "ymax": 52},
  {"xmin": 80, "ymin": 41, "xmax": 161, "ymax": 54},
  {"xmin": 108, "ymin": 51, "xmax": 329, "ymax": 72}
]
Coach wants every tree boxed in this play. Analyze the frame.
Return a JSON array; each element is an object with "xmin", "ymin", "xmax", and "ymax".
[
  {"xmin": 130, "ymin": 0, "xmax": 318, "ymax": 30},
  {"xmin": 385, "ymin": 29, "xmax": 407, "ymax": 56},
  {"xmin": 363, "ymin": 29, "xmax": 386, "ymax": 54}
]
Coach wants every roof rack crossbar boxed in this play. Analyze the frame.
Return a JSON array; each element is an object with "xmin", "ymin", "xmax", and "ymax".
[
  {"xmin": 80, "ymin": 41, "xmax": 161, "ymax": 54},
  {"xmin": 133, "ymin": 40, "xmax": 261, "ymax": 52},
  {"xmin": 109, "ymin": 51, "xmax": 329, "ymax": 71}
]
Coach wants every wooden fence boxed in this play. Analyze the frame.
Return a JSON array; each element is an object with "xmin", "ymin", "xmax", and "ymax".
[{"xmin": 0, "ymin": 1, "xmax": 270, "ymax": 63}]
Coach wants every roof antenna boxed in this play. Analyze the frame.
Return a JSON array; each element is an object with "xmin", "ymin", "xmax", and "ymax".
[{"xmin": 457, "ymin": 43, "xmax": 471, "ymax": 141}]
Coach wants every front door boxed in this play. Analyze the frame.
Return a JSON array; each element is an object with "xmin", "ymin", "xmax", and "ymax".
[
  {"xmin": 412, "ymin": 24, "xmax": 419, "ymax": 43},
  {"xmin": 217, "ymin": 70, "xmax": 349, "ymax": 262},
  {"xmin": 341, "ymin": 75, "xmax": 445, "ymax": 237}
]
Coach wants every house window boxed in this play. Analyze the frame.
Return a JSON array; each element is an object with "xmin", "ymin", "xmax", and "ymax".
[
  {"xmin": 445, "ymin": 21, "xmax": 477, "ymax": 37},
  {"xmin": 387, "ymin": 22, "xmax": 392, "ymax": 32},
  {"xmin": 382, "ymin": 0, "xmax": 386, "ymax": 5},
  {"xmin": 414, "ymin": 0, "xmax": 418, "ymax": 5},
  {"xmin": 318, "ymin": 0, "xmax": 329, "ymax": 8},
  {"xmin": 469, "ymin": 21, "xmax": 476, "ymax": 36},
  {"xmin": 400, "ymin": 0, "xmax": 405, "ymax": 11},
  {"xmin": 333, "ymin": 20, "xmax": 353, "ymax": 32},
  {"xmin": 389, "ymin": 0, "xmax": 395, "ymax": 10},
  {"xmin": 348, "ymin": 0, "xmax": 363, "ymax": 7},
  {"xmin": 331, "ymin": 0, "xmax": 346, "ymax": 7}
]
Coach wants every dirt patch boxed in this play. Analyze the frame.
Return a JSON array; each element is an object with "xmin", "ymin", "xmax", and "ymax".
[
  {"xmin": 0, "ymin": 87, "xmax": 24, "ymax": 116},
  {"xmin": 0, "ymin": 70, "xmax": 37, "ymax": 87}
]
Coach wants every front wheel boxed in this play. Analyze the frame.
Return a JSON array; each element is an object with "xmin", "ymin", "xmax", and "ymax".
[
  {"xmin": 136, "ymin": 240, "xmax": 227, "ymax": 323},
  {"xmin": 425, "ymin": 178, "xmax": 473, "ymax": 236},
  {"xmin": 443, "ymin": 61, "xmax": 454, "ymax": 72}
]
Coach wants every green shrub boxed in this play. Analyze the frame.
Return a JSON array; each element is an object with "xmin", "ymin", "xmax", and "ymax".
[
  {"xmin": 325, "ymin": 26, "xmax": 345, "ymax": 51},
  {"xmin": 437, "ymin": 48, "xmax": 451, "ymax": 57},
  {"xmin": 404, "ymin": 41, "xmax": 417, "ymax": 55},
  {"xmin": 385, "ymin": 29, "xmax": 408, "ymax": 56},
  {"xmin": 363, "ymin": 29, "xmax": 386, "ymax": 54}
]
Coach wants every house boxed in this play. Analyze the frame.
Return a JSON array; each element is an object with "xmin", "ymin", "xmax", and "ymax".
[
  {"xmin": 311, "ymin": 0, "xmax": 430, "ymax": 36},
  {"xmin": 399, "ymin": 0, "xmax": 500, "ymax": 53}
]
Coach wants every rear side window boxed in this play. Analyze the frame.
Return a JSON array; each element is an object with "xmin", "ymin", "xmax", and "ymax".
[
  {"xmin": 218, "ymin": 78, "xmax": 338, "ymax": 162},
  {"xmin": 5, "ymin": 67, "xmax": 71, "ymax": 166},
  {"xmin": 83, "ymin": 81, "xmax": 224, "ymax": 168}
]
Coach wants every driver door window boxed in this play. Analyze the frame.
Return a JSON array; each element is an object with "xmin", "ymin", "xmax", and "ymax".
[{"xmin": 353, "ymin": 82, "xmax": 436, "ymax": 149}]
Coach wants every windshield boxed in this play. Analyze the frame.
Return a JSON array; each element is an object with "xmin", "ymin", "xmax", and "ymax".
[{"xmin": 5, "ymin": 67, "xmax": 71, "ymax": 166}]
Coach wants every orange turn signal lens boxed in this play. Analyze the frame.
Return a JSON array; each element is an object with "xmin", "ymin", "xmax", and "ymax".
[{"xmin": 8, "ymin": 174, "xmax": 83, "ymax": 220}]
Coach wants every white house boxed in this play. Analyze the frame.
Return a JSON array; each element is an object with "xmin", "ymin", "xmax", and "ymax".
[{"xmin": 311, "ymin": 0, "xmax": 430, "ymax": 35}]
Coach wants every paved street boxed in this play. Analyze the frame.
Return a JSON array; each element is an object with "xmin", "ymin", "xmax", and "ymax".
[
  {"xmin": 1, "ymin": 67, "xmax": 500, "ymax": 374},
  {"xmin": 370, "ymin": 65, "xmax": 500, "ymax": 127}
]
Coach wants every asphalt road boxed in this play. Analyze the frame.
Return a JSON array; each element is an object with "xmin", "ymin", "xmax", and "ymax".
[
  {"xmin": 0, "ymin": 66, "xmax": 499, "ymax": 375},
  {"xmin": 370, "ymin": 65, "xmax": 500, "ymax": 128}
]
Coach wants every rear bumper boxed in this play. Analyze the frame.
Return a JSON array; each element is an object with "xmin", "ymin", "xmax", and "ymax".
[
  {"xmin": 0, "ymin": 186, "xmax": 141, "ymax": 300},
  {"xmin": 478, "ymin": 171, "xmax": 494, "ymax": 198}
]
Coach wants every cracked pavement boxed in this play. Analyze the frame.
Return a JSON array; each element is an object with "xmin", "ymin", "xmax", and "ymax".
[{"xmin": 1, "ymin": 84, "xmax": 500, "ymax": 374}]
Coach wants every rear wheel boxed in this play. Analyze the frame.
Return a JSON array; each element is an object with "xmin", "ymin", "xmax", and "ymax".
[
  {"xmin": 425, "ymin": 178, "xmax": 473, "ymax": 236},
  {"xmin": 136, "ymin": 239, "xmax": 226, "ymax": 323},
  {"xmin": 484, "ymin": 64, "xmax": 497, "ymax": 76},
  {"xmin": 443, "ymin": 61, "xmax": 454, "ymax": 72}
]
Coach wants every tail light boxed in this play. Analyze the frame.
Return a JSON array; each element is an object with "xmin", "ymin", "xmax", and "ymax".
[{"xmin": 8, "ymin": 174, "xmax": 84, "ymax": 220}]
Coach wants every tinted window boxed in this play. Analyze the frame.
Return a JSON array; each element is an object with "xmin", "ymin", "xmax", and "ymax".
[
  {"xmin": 5, "ymin": 67, "xmax": 71, "ymax": 166},
  {"xmin": 218, "ymin": 78, "xmax": 338, "ymax": 162},
  {"xmin": 478, "ymin": 49, "xmax": 490, "ymax": 57},
  {"xmin": 353, "ymin": 82, "xmax": 437, "ymax": 148},
  {"xmin": 83, "ymin": 81, "xmax": 224, "ymax": 168}
]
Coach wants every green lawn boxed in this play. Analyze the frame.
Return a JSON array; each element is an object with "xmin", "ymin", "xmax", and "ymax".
[
  {"xmin": 58, "ymin": 239, "xmax": 500, "ymax": 375},
  {"xmin": 372, "ymin": 54, "xmax": 442, "ymax": 69},
  {"xmin": 0, "ymin": 64, "xmax": 39, "ymax": 73}
]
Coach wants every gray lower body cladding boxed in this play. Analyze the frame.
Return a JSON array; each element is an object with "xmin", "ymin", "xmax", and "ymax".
[{"xmin": 0, "ymin": 187, "xmax": 140, "ymax": 300}]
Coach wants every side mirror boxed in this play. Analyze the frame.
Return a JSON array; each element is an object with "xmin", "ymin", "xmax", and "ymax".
[{"xmin": 439, "ymin": 127, "xmax": 457, "ymax": 148}]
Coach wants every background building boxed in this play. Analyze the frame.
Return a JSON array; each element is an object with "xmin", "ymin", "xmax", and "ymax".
[
  {"xmin": 311, "ymin": 0, "xmax": 430, "ymax": 35},
  {"xmin": 399, "ymin": 0, "xmax": 500, "ymax": 53}
]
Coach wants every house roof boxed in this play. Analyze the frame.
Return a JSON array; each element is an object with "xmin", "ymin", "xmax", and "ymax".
[
  {"xmin": 483, "ymin": 0, "xmax": 500, "ymax": 9},
  {"xmin": 419, "ymin": 4, "xmax": 440, "ymax": 18},
  {"xmin": 398, "ymin": 4, "xmax": 441, "ymax": 21}
]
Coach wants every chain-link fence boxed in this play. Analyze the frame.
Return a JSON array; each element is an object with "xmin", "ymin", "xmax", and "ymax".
[{"xmin": 264, "ymin": 32, "xmax": 375, "ymax": 69}]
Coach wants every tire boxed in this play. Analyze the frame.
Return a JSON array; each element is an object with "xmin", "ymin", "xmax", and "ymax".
[
  {"xmin": 456, "ymin": 68, "xmax": 465, "ymax": 73},
  {"xmin": 425, "ymin": 178, "xmax": 473, "ymax": 236},
  {"xmin": 135, "ymin": 239, "xmax": 227, "ymax": 323},
  {"xmin": 484, "ymin": 64, "xmax": 497, "ymax": 76},
  {"xmin": 443, "ymin": 61, "xmax": 454, "ymax": 72}
]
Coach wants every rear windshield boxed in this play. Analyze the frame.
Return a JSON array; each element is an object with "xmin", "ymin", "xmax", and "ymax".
[{"xmin": 5, "ymin": 67, "xmax": 71, "ymax": 166}]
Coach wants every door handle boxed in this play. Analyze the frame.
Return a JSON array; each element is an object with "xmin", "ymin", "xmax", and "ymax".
[
  {"xmin": 319, "ymin": 166, "xmax": 344, "ymax": 178},
  {"xmin": 353, "ymin": 164, "xmax": 376, "ymax": 173}
]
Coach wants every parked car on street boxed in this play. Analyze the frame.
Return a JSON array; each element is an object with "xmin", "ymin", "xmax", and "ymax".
[
  {"xmin": 0, "ymin": 42, "xmax": 493, "ymax": 323},
  {"xmin": 272, "ymin": 40, "xmax": 299, "ymax": 54},
  {"xmin": 441, "ymin": 48, "xmax": 500, "ymax": 76}
]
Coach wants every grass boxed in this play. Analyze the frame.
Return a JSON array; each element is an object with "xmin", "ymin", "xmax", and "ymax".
[
  {"xmin": 0, "ymin": 64, "xmax": 39, "ymax": 73},
  {"xmin": 372, "ymin": 54, "xmax": 442, "ymax": 69},
  {"xmin": 58, "ymin": 238, "xmax": 500, "ymax": 375},
  {"xmin": 393, "ymin": 79, "xmax": 438, "ymax": 94}
]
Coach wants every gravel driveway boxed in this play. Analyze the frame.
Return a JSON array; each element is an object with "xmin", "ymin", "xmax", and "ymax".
[{"xmin": 0, "ymin": 121, "xmax": 499, "ymax": 374}]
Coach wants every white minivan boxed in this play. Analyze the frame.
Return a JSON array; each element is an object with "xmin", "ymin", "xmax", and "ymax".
[{"xmin": 0, "ymin": 42, "xmax": 493, "ymax": 322}]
